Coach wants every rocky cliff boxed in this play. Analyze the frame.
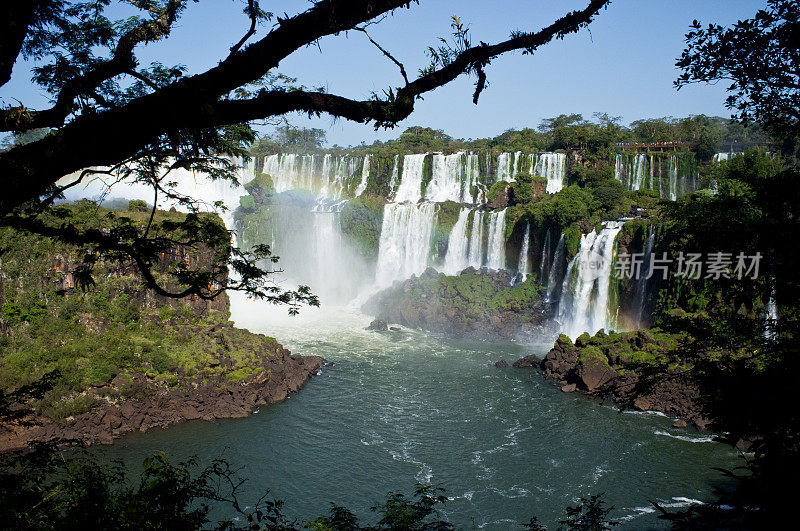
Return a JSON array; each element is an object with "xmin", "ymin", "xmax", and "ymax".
[{"xmin": 0, "ymin": 204, "xmax": 324, "ymax": 453}]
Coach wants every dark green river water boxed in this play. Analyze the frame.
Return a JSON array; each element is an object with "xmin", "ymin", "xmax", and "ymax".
[{"xmin": 104, "ymin": 300, "xmax": 740, "ymax": 529}]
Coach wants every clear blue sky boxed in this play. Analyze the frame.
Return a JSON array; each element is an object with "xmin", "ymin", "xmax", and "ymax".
[{"xmin": 0, "ymin": 0, "xmax": 765, "ymax": 147}]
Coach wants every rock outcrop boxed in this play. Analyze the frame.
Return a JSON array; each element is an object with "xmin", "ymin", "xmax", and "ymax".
[
  {"xmin": 515, "ymin": 330, "xmax": 710, "ymax": 428},
  {"xmin": 1, "ymin": 321, "xmax": 324, "ymax": 453},
  {"xmin": 363, "ymin": 267, "xmax": 554, "ymax": 341}
]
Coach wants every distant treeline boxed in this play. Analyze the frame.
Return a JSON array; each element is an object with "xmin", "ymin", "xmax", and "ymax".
[{"xmin": 251, "ymin": 114, "xmax": 774, "ymax": 163}]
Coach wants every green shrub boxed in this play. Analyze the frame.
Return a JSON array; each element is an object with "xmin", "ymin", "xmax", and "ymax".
[{"xmin": 128, "ymin": 199, "xmax": 149, "ymax": 212}]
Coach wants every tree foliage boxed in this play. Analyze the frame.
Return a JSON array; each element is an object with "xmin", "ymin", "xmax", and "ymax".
[{"xmin": 676, "ymin": 0, "xmax": 800, "ymax": 139}]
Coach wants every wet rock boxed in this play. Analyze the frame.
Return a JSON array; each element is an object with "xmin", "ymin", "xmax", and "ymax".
[
  {"xmin": 561, "ymin": 383, "xmax": 577, "ymax": 393},
  {"xmin": 673, "ymin": 419, "xmax": 687, "ymax": 429},
  {"xmin": 366, "ymin": 319, "xmax": 388, "ymax": 331},
  {"xmin": 494, "ymin": 359, "xmax": 508, "ymax": 368},
  {"xmin": 577, "ymin": 356, "xmax": 617, "ymax": 392},
  {"xmin": 512, "ymin": 354, "xmax": 541, "ymax": 369},
  {"xmin": 389, "ymin": 326, "xmax": 401, "ymax": 331}
]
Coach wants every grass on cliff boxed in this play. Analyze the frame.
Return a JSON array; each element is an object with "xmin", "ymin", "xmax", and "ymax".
[{"xmin": 0, "ymin": 206, "xmax": 283, "ymax": 424}]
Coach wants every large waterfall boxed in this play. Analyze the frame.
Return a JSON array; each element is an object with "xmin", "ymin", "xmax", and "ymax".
[
  {"xmin": 425, "ymin": 153, "xmax": 481, "ymax": 203},
  {"xmin": 374, "ymin": 202, "xmax": 437, "ymax": 287},
  {"xmin": 265, "ymin": 153, "xmax": 362, "ymax": 199},
  {"xmin": 558, "ymin": 221, "xmax": 624, "ymax": 339},
  {"xmin": 57, "ymin": 153, "xmax": 645, "ymax": 341},
  {"xmin": 546, "ymin": 234, "xmax": 565, "ymax": 301}
]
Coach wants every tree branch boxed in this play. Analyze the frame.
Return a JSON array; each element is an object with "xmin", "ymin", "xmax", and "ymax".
[
  {"xmin": 0, "ymin": 1, "xmax": 55, "ymax": 88},
  {"xmin": 0, "ymin": 0, "xmax": 610, "ymax": 213},
  {"xmin": 228, "ymin": 0, "xmax": 259, "ymax": 58},
  {"xmin": 354, "ymin": 25, "xmax": 409, "ymax": 84},
  {"xmin": 1, "ymin": 0, "xmax": 188, "ymax": 131}
]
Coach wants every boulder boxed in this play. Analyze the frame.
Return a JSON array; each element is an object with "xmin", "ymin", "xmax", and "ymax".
[
  {"xmin": 561, "ymin": 383, "xmax": 577, "ymax": 393},
  {"xmin": 512, "ymin": 354, "xmax": 541, "ymax": 369},
  {"xmin": 366, "ymin": 319, "xmax": 388, "ymax": 331},
  {"xmin": 577, "ymin": 356, "xmax": 617, "ymax": 392},
  {"xmin": 673, "ymin": 419, "xmax": 687, "ymax": 429},
  {"xmin": 494, "ymin": 359, "xmax": 508, "ymax": 368},
  {"xmin": 389, "ymin": 326, "xmax": 401, "ymax": 331}
]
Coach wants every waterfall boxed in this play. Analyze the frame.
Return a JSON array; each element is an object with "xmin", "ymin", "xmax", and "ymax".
[
  {"xmin": 387, "ymin": 155, "xmax": 400, "ymax": 199},
  {"xmin": 354, "ymin": 155, "xmax": 371, "ymax": 197},
  {"xmin": 263, "ymin": 153, "xmax": 361, "ymax": 200},
  {"xmin": 496, "ymin": 152, "xmax": 516, "ymax": 182},
  {"xmin": 558, "ymin": 221, "xmax": 624, "ymax": 339},
  {"xmin": 485, "ymin": 209, "xmax": 507, "ymax": 270},
  {"xmin": 394, "ymin": 154, "xmax": 426, "ymax": 203},
  {"xmin": 538, "ymin": 228, "xmax": 551, "ymax": 280},
  {"xmin": 635, "ymin": 232, "xmax": 655, "ymax": 327},
  {"xmin": 517, "ymin": 223, "xmax": 531, "ymax": 278},
  {"xmin": 467, "ymin": 210, "xmax": 485, "ymax": 267},
  {"xmin": 443, "ymin": 208, "xmax": 471, "ymax": 274},
  {"xmin": 615, "ymin": 154, "xmax": 700, "ymax": 200},
  {"xmin": 426, "ymin": 153, "xmax": 464, "ymax": 203},
  {"xmin": 668, "ymin": 156, "xmax": 678, "ymax": 201},
  {"xmin": 614, "ymin": 154, "xmax": 652, "ymax": 193},
  {"xmin": 713, "ymin": 152, "xmax": 743, "ymax": 162},
  {"xmin": 533, "ymin": 153, "xmax": 567, "ymax": 193},
  {"xmin": 765, "ymin": 277, "xmax": 778, "ymax": 340},
  {"xmin": 546, "ymin": 234, "xmax": 565, "ymax": 301},
  {"xmin": 375, "ymin": 202, "xmax": 436, "ymax": 287},
  {"xmin": 461, "ymin": 153, "xmax": 481, "ymax": 204}
]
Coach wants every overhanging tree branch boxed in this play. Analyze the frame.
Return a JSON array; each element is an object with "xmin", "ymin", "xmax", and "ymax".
[
  {"xmin": 0, "ymin": 0, "xmax": 610, "ymax": 213},
  {"xmin": 2, "ymin": 0, "xmax": 188, "ymax": 132}
]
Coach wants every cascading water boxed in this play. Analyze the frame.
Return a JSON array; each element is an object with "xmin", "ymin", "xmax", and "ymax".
[
  {"xmin": 354, "ymin": 155, "xmax": 371, "ymax": 197},
  {"xmin": 394, "ymin": 154, "xmax": 426, "ymax": 203},
  {"xmin": 425, "ymin": 153, "xmax": 477, "ymax": 203},
  {"xmin": 375, "ymin": 202, "xmax": 437, "ymax": 287},
  {"xmin": 712, "ymin": 152, "xmax": 743, "ymax": 162},
  {"xmin": 546, "ymin": 234, "xmax": 565, "ymax": 301},
  {"xmin": 263, "ymin": 153, "xmax": 360, "ymax": 200},
  {"xmin": 496, "ymin": 152, "xmax": 516, "ymax": 182},
  {"xmin": 485, "ymin": 209, "xmax": 507, "ymax": 270},
  {"xmin": 668, "ymin": 156, "xmax": 678, "ymax": 201},
  {"xmin": 517, "ymin": 224, "xmax": 531, "ymax": 279},
  {"xmin": 387, "ymin": 155, "xmax": 400, "ymax": 199},
  {"xmin": 443, "ymin": 208, "xmax": 471, "ymax": 275},
  {"xmin": 467, "ymin": 210, "xmax": 486, "ymax": 268},
  {"xmin": 534, "ymin": 153, "xmax": 567, "ymax": 193},
  {"xmin": 635, "ymin": 232, "xmax": 655, "ymax": 327},
  {"xmin": 538, "ymin": 228, "xmax": 551, "ymax": 281},
  {"xmin": 614, "ymin": 154, "xmax": 699, "ymax": 200},
  {"xmin": 765, "ymin": 277, "xmax": 778, "ymax": 340},
  {"xmin": 558, "ymin": 221, "xmax": 624, "ymax": 339},
  {"xmin": 617, "ymin": 154, "xmax": 649, "ymax": 191}
]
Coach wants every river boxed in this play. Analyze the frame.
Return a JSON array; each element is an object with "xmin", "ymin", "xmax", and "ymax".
[{"xmin": 103, "ymin": 294, "xmax": 739, "ymax": 529}]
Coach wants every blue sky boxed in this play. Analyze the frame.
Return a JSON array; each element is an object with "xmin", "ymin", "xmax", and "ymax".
[{"xmin": 0, "ymin": 0, "xmax": 765, "ymax": 146}]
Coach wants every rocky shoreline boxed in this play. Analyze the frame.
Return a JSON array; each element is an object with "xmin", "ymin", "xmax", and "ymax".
[
  {"xmin": 0, "ymin": 323, "xmax": 325, "ymax": 454},
  {"xmin": 510, "ymin": 331, "xmax": 711, "ymax": 430}
]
